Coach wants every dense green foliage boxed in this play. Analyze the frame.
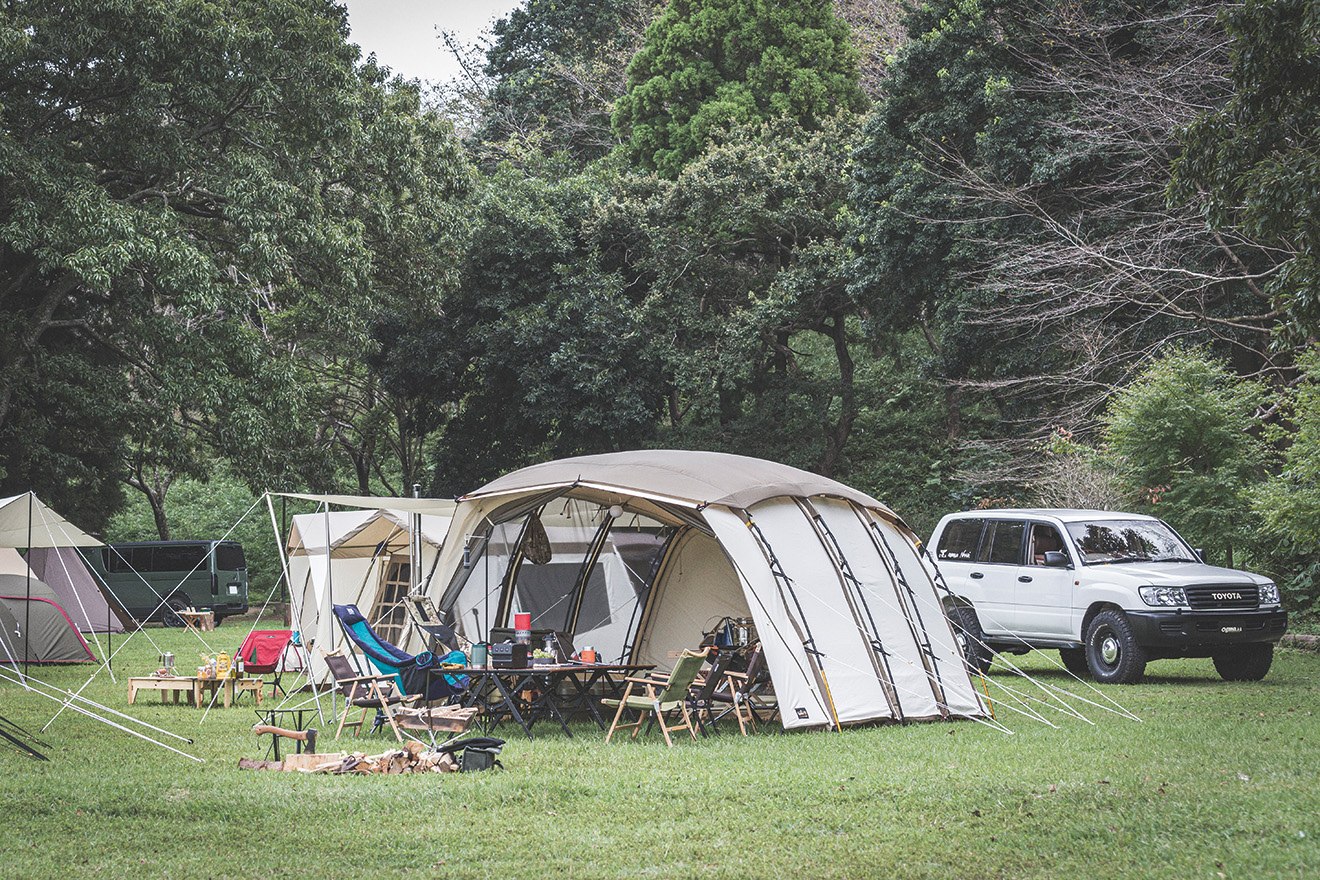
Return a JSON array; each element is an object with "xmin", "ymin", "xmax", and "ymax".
[
  {"xmin": 612, "ymin": 0, "xmax": 867, "ymax": 177},
  {"xmin": 473, "ymin": 0, "xmax": 647, "ymax": 162},
  {"xmin": 1172, "ymin": 0, "xmax": 1320, "ymax": 340},
  {"xmin": 1104, "ymin": 349, "xmax": 1265, "ymax": 567},
  {"xmin": 0, "ymin": 0, "xmax": 472, "ymax": 532}
]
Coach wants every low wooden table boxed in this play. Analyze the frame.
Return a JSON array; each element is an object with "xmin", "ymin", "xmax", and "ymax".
[
  {"xmin": 128, "ymin": 676, "xmax": 198, "ymax": 706},
  {"xmin": 128, "ymin": 676, "xmax": 263, "ymax": 708},
  {"xmin": 176, "ymin": 610, "xmax": 215, "ymax": 632}
]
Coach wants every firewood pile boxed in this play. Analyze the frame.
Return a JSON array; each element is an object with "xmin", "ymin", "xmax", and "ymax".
[{"xmin": 238, "ymin": 740, "xmax": 461, "ymax": 774}]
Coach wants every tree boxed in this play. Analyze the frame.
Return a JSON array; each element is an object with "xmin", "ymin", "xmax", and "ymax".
[
  {"xmin": 1171, "ymin": 0, "xmax": 1320, "ymax": 342},
  {"xmin": 1103, "ymin": 348, "xmax": 1264, "ymax": 566},
  {"xmin": 1255, "ymin": 346, "xmax": 1320, "ymax": 610},
  {"xmin": 850, "ymin": 0, "xmax": 1283, "ymax": 488},
  {"xmin": 0, "ymin": 0, "xmax": 473, "ymax": 530},
  {"xmin": 610, "ymin": 115, "xmax": 870, "ymax": 476},
  {"xmin": 612, "ymin": 0, "xmax": 867, "ymax": 177},
  {"xmin": 467, "ymin": 0, "xmax": 655, "ymax": 163},
  {"xmin": 372, "ymin": 157, "xmax": 665, "ymax": 495}
]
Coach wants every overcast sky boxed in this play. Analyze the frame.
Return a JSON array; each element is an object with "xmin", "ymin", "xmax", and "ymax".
[{"xmin": 341, "ymin": 0, "xmax": 523, "ymax": 85}]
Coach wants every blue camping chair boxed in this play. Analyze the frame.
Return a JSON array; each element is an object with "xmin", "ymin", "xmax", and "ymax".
[{"xmin": 331, "ymin": 604, "xmax": 468, "ymax": 702}]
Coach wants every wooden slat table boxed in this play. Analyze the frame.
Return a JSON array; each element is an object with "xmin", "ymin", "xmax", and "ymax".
[{"xmin": 128, "ymin": 676, "xmax": 263, "ymax": 708}]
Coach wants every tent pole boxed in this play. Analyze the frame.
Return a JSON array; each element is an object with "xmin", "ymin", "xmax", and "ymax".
[
  {"xmin": 24, "ymin": 492, "xmax": 32, "ymax": 676},
  {"xmin": 323, "ymin": 504, "xmax": 336, "ymax": 723}
]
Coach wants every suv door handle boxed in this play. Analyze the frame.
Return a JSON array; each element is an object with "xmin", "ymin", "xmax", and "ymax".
[
  {"xmin": 1018, "ymin": 575, "xmax": 1033, "ymax": 583},
  {"xmin": 970, "ymin": 572, "xmax": 984, "ymax": 579}
]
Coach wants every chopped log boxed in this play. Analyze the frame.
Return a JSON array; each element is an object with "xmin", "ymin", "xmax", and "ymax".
[{"xmin": 279, "ymin": 752, "xmax": 347, "ymax": 772}]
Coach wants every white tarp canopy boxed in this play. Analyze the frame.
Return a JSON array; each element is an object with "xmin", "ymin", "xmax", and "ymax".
[
  {"xmin": 0, "ymin": 493, "xmax": 101, "ymax": 549},
  {"xmin": 425, "ymin": 450, "xmax": 987, "ymax": 730},
  {"xmin": 282, "ymin": 502, "xmax": 455, "ymax": 682}
]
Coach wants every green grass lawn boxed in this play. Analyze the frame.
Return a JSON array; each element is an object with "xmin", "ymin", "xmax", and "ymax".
[{"xmin": 1, "ymin": 620, "xmax": 1317, "ymax": 879}]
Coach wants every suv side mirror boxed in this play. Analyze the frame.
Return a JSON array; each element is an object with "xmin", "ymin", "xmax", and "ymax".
[
  {"xmin": 1043, "ymin": 551, "xmax": 1070, "ymax": 568},
  {"xmin": 1195, "ymin": 548, "xmax": 1205, "ymax": 562}
]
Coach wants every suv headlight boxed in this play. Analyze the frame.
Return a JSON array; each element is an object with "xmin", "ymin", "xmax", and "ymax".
[
  {"xmin": 1259, "ymin": 582, "xmax": 1280, "ymax": 605},
  {"xmin": 1139, "ymin": 586, "xmax": 1187, "ymax": 607}
]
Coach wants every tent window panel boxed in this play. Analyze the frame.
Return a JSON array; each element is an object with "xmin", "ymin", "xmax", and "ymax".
[
  {"xmin": 370, "ymin": 558, "xmax": 411, "ymax": 646},
  {"xmin": 513, "ymin": 562, "xmax": 581, "ymax": 631},
  {"xmin": 573, "ymin": 564, "xmax": 611, "ymax": 632}
]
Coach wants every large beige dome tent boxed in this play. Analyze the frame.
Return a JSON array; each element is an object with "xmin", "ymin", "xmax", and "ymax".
[{"xmin": 418, "ymin": 451, "xmax": 987, "ymax": 730}]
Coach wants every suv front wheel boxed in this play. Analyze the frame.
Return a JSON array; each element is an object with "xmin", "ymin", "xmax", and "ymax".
[
  {"xmin": 948, "ymin": 606, "xmax": 994, "ymax": 674},
  {"xmin": 1085, "ymin": 610, "xmax": 1147, "ymax": 684}
]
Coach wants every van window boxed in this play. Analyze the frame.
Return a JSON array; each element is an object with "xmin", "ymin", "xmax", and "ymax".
[
  {"xmin": 983, "ymin": 520, "xmax": 1025, "ymax": 564},
  {"xmin": 215, "ymin": 543, "xmax": 245, "ymax": 571},
  {"xmin": 937, "ymin": 519, "xmax": 984, "ymax": 560},
  {"xmin": 151, "ymin": 544, "xmax": 208, "ymax": 572},
  {"xmin": 106, "ymin": 546, "xmax": 153, "ymax": 573}
]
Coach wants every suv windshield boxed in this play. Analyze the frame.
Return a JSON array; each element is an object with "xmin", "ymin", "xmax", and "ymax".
[{"xmin": 1064, "ymin": 520, "xmax": 1197, "ymax": 564}]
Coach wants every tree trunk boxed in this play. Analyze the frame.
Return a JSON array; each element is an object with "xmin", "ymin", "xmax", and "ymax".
[{"xmin": 817, "ymin": 315, "xmax": 856, "ymax": 479}]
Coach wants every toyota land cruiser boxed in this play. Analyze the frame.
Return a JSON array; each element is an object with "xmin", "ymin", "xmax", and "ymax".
[{"xmin": 928, "ymin": 509, "xmax": 1288, "ymax": 683}]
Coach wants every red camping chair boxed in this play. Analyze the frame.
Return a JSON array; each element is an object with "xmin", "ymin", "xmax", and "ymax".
[{"xmin": 236, "ymin": 630, "xmax": 302, "ymax": 699}]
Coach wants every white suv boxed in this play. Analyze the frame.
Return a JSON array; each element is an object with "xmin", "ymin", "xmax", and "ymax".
[{"xmin": 928, "ymin": 509, "xmax": 1288, "ymax": 683}]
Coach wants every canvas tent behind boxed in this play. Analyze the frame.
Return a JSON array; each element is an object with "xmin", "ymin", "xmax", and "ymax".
[
  {"xmin": 26, "ymin": 547, "xmax": 127, "ymax": 634},
  {"xmin": 0, "ymin": 549, "xmax": 96, "ymax": 663},
  {"xmin": 0, "ymin": 493, "xmax": 101, "ymax": 549},
  {"xmin": 284, "ymin": 504, "xmax": 454, "ymax": 683},
  {"xmin": 425, "ymin": 450, "xmax": 987, "ymax": 730}
]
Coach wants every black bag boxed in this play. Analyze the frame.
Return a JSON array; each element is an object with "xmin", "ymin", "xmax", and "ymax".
[{"xmin": 440, "ymin": 736, "xmax": 505, "ymax": 773}]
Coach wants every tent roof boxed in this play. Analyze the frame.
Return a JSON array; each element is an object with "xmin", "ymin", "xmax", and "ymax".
[
  {"xmin": 0, "ymin": 493, "xmax": 101, "ymax": 548},
  {"xmin": 287, "ymin": 509, "xmax": 451, "ymax": 557},
  {"xmin": 460, "ymin": 450, "xmax": 890, "ymax": 513}
]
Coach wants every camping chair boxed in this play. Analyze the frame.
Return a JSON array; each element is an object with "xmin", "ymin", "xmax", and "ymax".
[
  {"xmin": 322, "ymin": 650, "xmax": 418, "ymax": 743},
  {"xmin": 331, "ymin": 603, "xmax": 468, "ymax": 703},
  {"xmin": 709, "ymin": 644, "xmax": 776, "ymax": 735},
  {"xmin": 684, "ymin": 647, "xmax": 736, "ymax": 735},
  {"xmin": 602, "ymin": 648, "xmax": 709, "ymax": 747},
  {"xmin": 235, "ymin": 630, "xmax": 302, "ymax": 699}
]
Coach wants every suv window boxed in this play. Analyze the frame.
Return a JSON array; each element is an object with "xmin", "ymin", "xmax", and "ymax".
[
  {"xmin": 982, "ymin": 520, "xmax": 1025, "ymax": 564},
  {"xmin": 1026, "ymin": 523, "xmax": 1066, "ymax": 566},
  {"xmin": 937, "ymin": 519, "xmax": 984, "ymax": 560}
]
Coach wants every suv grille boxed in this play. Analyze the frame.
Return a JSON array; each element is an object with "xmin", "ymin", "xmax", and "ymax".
[{"xmin": 1185, "ymin": 584, "xmax": 1259, "ymax": 610}]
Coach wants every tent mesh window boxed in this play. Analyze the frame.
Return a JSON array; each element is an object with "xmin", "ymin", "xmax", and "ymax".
[{"xmin": 368, "ymin": 558, "xmax": 411, "ymax": 647}]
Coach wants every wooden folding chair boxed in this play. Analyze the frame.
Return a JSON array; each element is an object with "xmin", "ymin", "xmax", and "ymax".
[
  {"xmin": 322, "ymin": 650, "xmax": 418, "ymax": 743},
  {"xmin": 710, "ymin": 644, "xmax": 776, "ymax": 735},
  {"xmin": 601, "ymin": 648, "xmax": 708, "ymax": 746}
]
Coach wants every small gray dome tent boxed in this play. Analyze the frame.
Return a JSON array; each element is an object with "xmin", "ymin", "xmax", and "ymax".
[{"xmin": 418, "ymin": 451, "xmax": 986, "ymax": 730}]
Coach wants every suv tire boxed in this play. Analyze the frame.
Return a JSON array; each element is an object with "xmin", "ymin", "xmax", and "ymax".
[
  {"xmin": 1212, "ymin": 643, "xmax": 1273, "ymax": 681},
  {"xmin": 949, "ymin": 606, "xmax": 993, "ymax": 674},
  {"xmin": 1058, "ymin": 647, "xmax": 1089, "ymax": 678},
  {"xmin": 1085, "ymin": 610, "xmax": 1147, "ymax": 684}
]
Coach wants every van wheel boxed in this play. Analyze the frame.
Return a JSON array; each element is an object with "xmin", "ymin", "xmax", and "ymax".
[
  {"xmin": 1212, "ymin": 643, "xmax": 1273, "ymax": 681},
  {"xmin": 1085, "ymin": 610, "xmax": 1147, "ymax": 684},
  {"xmin": 1058, "ymin": 647, "xmax": 1089, "ymax": 677},
  {"xmin": 949, "ymin": 606, "xmax": 993, "ymax": 674},
  {"xmin": 162, "ymin": 597, "xmax": 190, "ymax": 628}
]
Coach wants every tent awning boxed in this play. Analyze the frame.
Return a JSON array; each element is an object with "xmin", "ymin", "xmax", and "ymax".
[{"xmin": 271, "ymin": 492, "xmax": 457, "ymax": 515}]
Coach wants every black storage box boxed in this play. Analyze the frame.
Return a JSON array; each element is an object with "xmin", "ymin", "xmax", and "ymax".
[{"xmin": 490, "ymin": 642, "xmax": 529, "ymax": 669}]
